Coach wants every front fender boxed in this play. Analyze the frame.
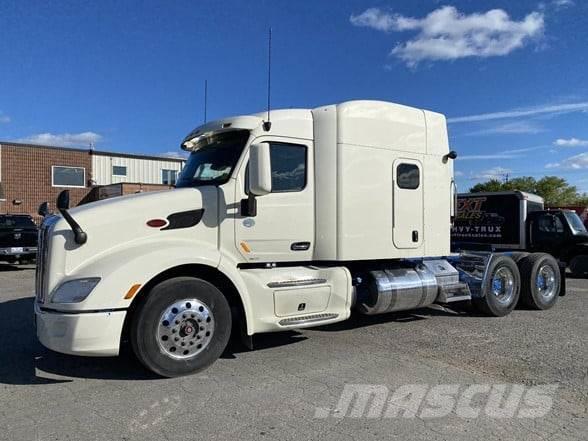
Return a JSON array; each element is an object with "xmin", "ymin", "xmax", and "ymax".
[{"xmin": 51, "ymin": 237, "xmax": 221, "ymax": 311}]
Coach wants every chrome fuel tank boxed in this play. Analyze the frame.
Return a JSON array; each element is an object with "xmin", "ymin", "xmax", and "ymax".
[{"xmin": 358, "ymin": 265, "xmax": 438, "ymax": 315}]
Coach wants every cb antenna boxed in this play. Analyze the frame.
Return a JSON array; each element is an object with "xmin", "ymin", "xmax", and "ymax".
[
  {"xmin": 203, "ymin": 79, "xmax": 208, "ymax": 123},
  {"xmin": 263, "ymin": 27, "xmax": 272, "ymax": 132}
]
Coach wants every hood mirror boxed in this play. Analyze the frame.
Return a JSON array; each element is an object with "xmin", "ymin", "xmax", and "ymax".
[
  {"xmin": 38, "ymin": 202, "xmax": 49, "ymax": 217},
  {"xmin": 57, "ymin": 190, "xmax": 70, "ymax": 210}
]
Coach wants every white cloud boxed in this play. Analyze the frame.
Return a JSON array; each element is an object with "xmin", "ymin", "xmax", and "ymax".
[
  {"xmin": 458, "ymin": 153, "xmax": 522, "ymax": 161},
  {"xmin": 554, "ymin": 137, "xmax": 588, "ymax": 147},
  {"xmin": 546, "ymin": 152, "xmax": 588, "ymax": 169},
  {"xmin": 457, "ymin": 145, "xmax": 546, "ymax": 161},
  {"xmin": 350, "ymin": 6, "xmax": 544, "ymax": 67},
  {"xmin": 553, "ymin": 0, "xmax": 574, "ymax": 8},
  {"xmin": 350, "ymin": 8, "xmax": 396, "ymax": 32},
  {"xmin": 477, "ymin": 166, "xmax": 512, "ymax": 180},
  {"xmin": 0, "ymin": 113, "xmax": 10, "ymax": 124},
  {"xmin": 16, "ymin": 132, "xmax": 102, "ymax": 148},
  {"xmin": 465, "ymin": 121, "xmax": 544, "ymax": 136},
  {"xmin": 448, "ymin": 101, "xmax": 588, "ymax": 123},
  {"xmin": 161, "ymin": 151, "xmax": 189, "ymax": 160}
]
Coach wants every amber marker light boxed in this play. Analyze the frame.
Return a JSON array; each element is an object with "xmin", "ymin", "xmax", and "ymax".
[{"xmin": 124, "ymin": 284, "xmax": 142, "ymax": 300}]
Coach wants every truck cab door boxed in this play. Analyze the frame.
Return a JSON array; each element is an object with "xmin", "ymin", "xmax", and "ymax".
[
  {"xmin": 234, "ymin": 138, "xmax": 314, "ymax": 262},
  {"xmin": 530, "ymin": 213, "xmax": 566, "ymax": 254},
  {"xmin": 393, "ymin": 159, "xmax": 424, "ymax": 249}
]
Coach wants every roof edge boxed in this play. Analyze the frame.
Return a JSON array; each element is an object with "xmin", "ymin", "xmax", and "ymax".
[{"xmin": 0, "ymin": 141, "xmax": 186, "ymax": 163}]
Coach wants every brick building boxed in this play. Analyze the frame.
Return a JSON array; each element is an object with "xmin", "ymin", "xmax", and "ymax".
[{"xmin": 0, "ymin": 142, "xmax": 185, "ymax": 221}]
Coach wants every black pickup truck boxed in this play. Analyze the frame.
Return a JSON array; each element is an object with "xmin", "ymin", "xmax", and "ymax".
[
  {"xmin": 0, "ymin": 214, "xmax": 38, "ymax": 264},
  {"xmin": 452, "ymin": 191, "xmax": 588, "ymax": 276}
]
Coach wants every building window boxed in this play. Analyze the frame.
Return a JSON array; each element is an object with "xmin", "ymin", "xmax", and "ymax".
[
  {"xmin": 112, "ymin": 165, "xmax": 127, "ymax": 176},
  {"xmin": 0, "ymin": 182, "xmax": 5, "ymax": 201},
  {"xmin": 162, "ymin": 169, "xmax": 178, "ymax": 185},
  {"xmin": 396, "ymin": 163, "xmax": 420, "ymax": 190},
  {"xmin": 269, "ymin": 143, "xmax": 307, "ymax": 192},
  {"xmin": 52, "ymin": 166, "xmax": 86, "ymax": 188}
]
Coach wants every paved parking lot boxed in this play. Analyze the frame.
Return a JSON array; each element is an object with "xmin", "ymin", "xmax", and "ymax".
[{"xmin": 0, "ymin": 263, "xmax": 586, "ymax": 441}]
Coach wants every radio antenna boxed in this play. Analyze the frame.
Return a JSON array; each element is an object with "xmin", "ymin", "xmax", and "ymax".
[
  {"xmin": 203, "ymin": 79, "xmax": 208, "ymax": 123},
  {"xmin": 263, "ymin": 27, "xmax": 272, "ymax": 132}
]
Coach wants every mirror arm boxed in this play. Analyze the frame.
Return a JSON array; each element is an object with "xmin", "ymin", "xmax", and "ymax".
[
  {"xmin": 58, "ymin": 208, "xmax": 88, "ymax": 245},
  {"xmin": 56, "ymin": 191, "xmax": 87, "ymax": 245}
]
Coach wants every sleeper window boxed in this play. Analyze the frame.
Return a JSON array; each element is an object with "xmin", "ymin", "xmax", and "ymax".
[{"xmin": 397, "ymin": 163, "xmax": 420, "ymax": 190}]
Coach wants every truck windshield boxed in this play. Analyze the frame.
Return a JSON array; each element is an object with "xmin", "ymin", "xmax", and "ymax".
[
  {"xmin": 563, "ymin": 211, "xmax": 587, "ymax": 235},
  {"xmin": 175, "ymin": 130, "xmax": 250, "ymax": 188}
]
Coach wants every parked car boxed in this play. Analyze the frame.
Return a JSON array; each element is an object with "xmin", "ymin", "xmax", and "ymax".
[{"xmin": 0, "ymin": 214, "xmax": 38, "ymax": 264}]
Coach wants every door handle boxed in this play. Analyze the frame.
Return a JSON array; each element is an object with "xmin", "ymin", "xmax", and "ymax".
[
  {"xmin": 291, "ymin": 242, "xmax": 310, "ymax": 251},
  {"xmin": 412, "ymin": 231, "xmax": 419, "ymax": 242}
]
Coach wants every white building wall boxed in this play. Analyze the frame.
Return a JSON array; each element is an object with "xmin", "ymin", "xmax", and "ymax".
[{"xmin": 91, "ymin": 154, "xmax": 184, "ymax": 185}]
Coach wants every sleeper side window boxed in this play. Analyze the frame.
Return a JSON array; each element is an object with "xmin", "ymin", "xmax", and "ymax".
[{"xmin": 397, "ymin": 163, "xmax": 420, "ymax": 190}]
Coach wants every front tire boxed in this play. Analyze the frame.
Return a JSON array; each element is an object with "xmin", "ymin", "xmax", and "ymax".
[
  {"xmin": 473, "ymin": 255, "xmax": 521, "ymax": 317},
  {"xmin": 131, "ymin": 277, "xmax": 232, "ymax": 377},
  {"xmin": 519, "ymin": 253, "xmax": 560, "ymax": 310},
  {"xmin": 569, "ymin": 255, "xmax": 588, "ymax": 277}
]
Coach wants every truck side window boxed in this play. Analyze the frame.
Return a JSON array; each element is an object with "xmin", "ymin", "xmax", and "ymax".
[
  {"xmin": 537, "ymin": 215, "xmax": 564, "ymax": 233},
  {"xmin": 397, "ymin": 163, "xmax": 420, "ymax": 190},
  {"xmin": 269, "ymin": 143, "xmax": 307, "ymax": 192}
]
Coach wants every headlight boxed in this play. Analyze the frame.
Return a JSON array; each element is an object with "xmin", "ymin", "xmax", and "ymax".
[{"xmin": 50, "ymin": 278, "xmax": 101, "ymax": 303}]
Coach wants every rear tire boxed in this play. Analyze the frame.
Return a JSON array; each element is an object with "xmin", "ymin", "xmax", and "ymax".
[
  {"xmin": 510, "ymin": 252, "xmax": 529, "ymax": 264},
  {"xmin": 130, "ymin": 277, "xmax": 232, "ymax": 378},
  {"xmin": 473, "ymin": 255, "xmax": 521, "ymax": 317},
  {"xmin": 519, "ymin": 253, "xmax": 560, "ymax": 310}
]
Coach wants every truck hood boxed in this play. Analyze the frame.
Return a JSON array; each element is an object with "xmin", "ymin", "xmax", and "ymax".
[
  {"xmin": 52, "ymin": 186, "xmax": 219, "ymax": 274},
  {"xmin": 69, "ymin": 187, "xmax": 215, "ymax": 225}
]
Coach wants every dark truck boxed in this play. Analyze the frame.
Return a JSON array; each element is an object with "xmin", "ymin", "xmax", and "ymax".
[
  {"xmin": 452, "ymin": 191, "xmax": 588, "ymax": 277},
  {"xmin": 0, "ymin": 214, "xmax": 38, "ymax": 264}
]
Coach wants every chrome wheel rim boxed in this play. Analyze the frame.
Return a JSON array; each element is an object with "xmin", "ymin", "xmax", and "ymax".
[
  {"xmin": 491, "ymin": 267, "xmax": 515, "ymax": 305},
  {"xmin": 157, "ymin": 299, "xmax": 214, "ymax": 359},
  {"xmin": 536, "ymin": 265, "xmax": 557, "ymax": 300}
]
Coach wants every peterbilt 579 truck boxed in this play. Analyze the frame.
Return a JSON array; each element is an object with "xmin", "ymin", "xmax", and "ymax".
[{"xmin": 34, "ymin": 101, "xmax": 564, "ymax": 377}]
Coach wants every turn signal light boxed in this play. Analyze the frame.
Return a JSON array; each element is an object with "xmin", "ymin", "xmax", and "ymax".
[{"xmin": 124, "ymin": 284, "xmax": 142, "ymax": 300}]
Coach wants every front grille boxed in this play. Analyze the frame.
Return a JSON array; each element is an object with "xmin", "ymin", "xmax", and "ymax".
[{"xmin": 35, "ymin": 216, "xmax": 58, "ymax": 303}]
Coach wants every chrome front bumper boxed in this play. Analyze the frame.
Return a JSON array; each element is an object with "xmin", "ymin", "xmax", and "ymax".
[{"xmin": 0, "ymin": 247, "xmax": 37, "ymax": 256}]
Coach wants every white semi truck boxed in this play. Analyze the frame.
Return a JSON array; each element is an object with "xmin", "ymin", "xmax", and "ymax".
[{"xmin": 34, "ymin": 101, "xmax": 564, "ymax": 377}]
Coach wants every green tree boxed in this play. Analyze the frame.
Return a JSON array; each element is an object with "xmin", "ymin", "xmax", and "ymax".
[
  {"xmin": 469, "ymin": 175, "xmax": 586, "ymax": 206},
  {"xmin": 535, "ymin": 176, "xmax": 579, "ymax": 205},
  {"xmin": 469, "ymin": 179, "xmax": 504, "ymax": 193}
]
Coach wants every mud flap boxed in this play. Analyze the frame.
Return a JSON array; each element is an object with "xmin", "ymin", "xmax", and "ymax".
[{"xmin": 559, "ymin": 262, "xmax": 567, "ymax": 297}]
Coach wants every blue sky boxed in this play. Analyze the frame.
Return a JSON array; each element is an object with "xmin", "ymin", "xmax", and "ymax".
[{"xmin": 1, "ymin": 0, "xmax": 587, "ymax": 191}]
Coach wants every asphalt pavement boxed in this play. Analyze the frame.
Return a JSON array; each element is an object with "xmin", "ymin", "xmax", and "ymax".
[{"xmin": 0, "ymin": 263, "xmax": 586, "ymax": 440}]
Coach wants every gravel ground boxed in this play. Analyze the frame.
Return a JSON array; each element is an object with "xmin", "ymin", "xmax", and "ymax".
[{"xmin": 0, "ymin": 263, "xmax": 586, "ymax": 440}]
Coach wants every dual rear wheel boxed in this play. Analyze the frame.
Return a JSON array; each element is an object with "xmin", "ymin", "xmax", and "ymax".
[{"xmin": 473, "ymin": 253, "xmax": 560, "ymax": 316}]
